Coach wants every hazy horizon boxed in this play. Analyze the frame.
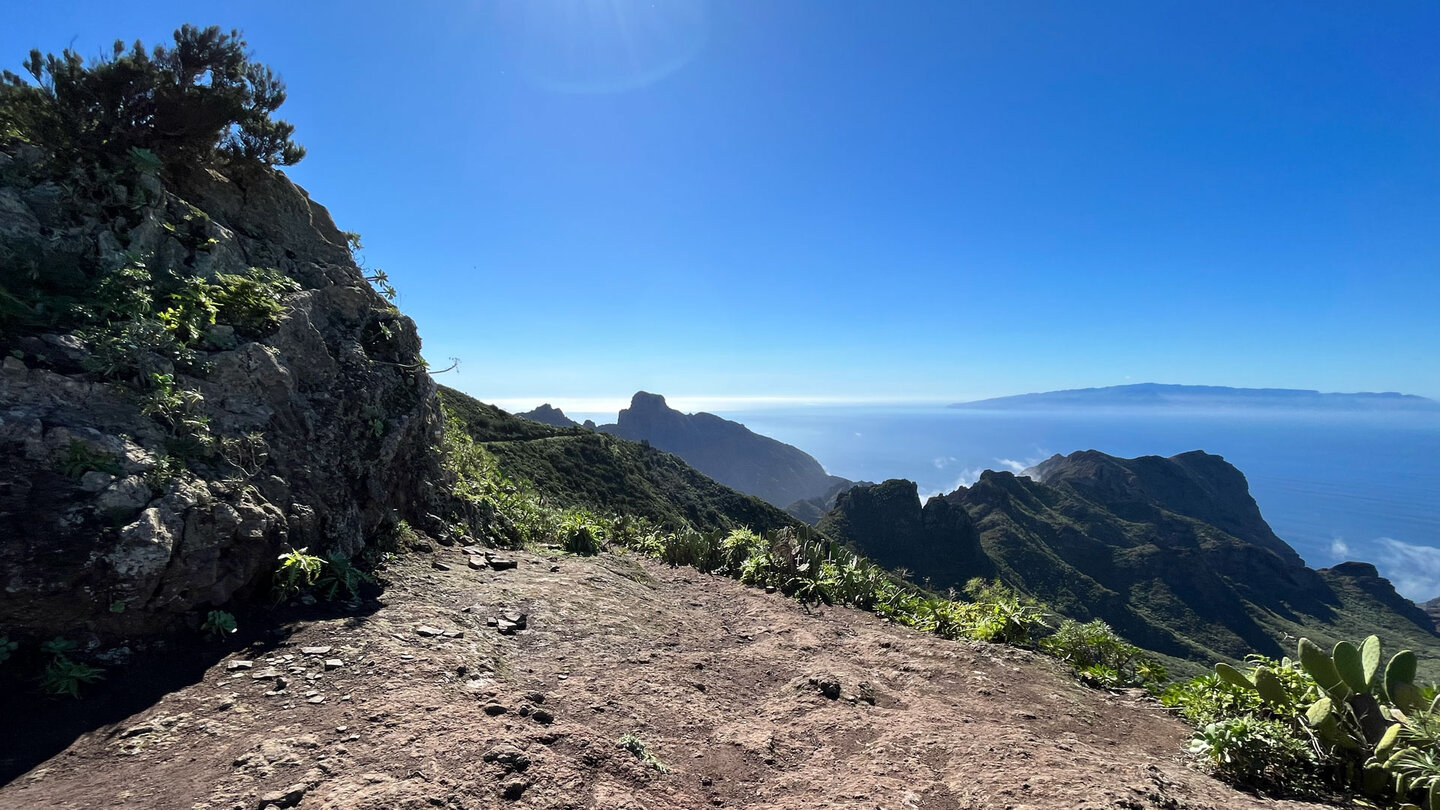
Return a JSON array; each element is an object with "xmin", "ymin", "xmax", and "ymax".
[{"xmin": 483, "ymin": 381, "xmax": 1440, "ymax": 421}]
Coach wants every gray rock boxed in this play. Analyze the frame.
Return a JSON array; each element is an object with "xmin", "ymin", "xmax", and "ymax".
[
  {"xmin": 95, "ymin": 475, "xmax": 153, "ymax": 514},
  {"xmin": 482, "ymin": 744, "xmax": 531, "ymax": 772},
  {"xmin": 257, "ymin": 783, "xmax": 307, "ymax": 809},
  {"xmin": 80, "ymin": 470, "xmax": 117, "ymax": 493},
  {"xmin": 0, "ymin": 148, "xmax": 461, "ymax": 641}
]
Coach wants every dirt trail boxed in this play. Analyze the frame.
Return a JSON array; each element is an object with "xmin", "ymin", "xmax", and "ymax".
[{"xmin": 0, "ymin": 547, "xmax": 1338, "ymax": 809}]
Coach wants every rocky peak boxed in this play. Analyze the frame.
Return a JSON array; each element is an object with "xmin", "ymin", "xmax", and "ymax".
[
  {"xmin": 817, "ymin": 480, "xmax": 990, "ymax": 588},
  {"xmin": 601, "ymin": 391, "xmax": 848, "ymax": 509},
  {"xmin": 516, "ymin": 404, "xmax": 578, "ymax": 428},
  {"xmin": 1027, "ymin": 449, "xmax": 1302, "ymax": 567}
]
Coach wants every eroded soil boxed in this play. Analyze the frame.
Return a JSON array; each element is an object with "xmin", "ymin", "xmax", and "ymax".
[{"xmin": 0, "ymin": 547, "xmax": 1340, "ymax": 809}]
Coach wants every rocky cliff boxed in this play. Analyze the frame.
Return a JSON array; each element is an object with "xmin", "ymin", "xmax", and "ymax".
[
  {"xmin": 0, "ymin": 145, "xmax": 457, "ymax": 638},
  {"xmin": 598, "ymin": 392, "xmax": 848, "ymax": 509},
  {"xmin": 817, "ymin": 450, "xmax": 1440, "ymax": 672},
  {"xmin": 816, "ymin": 479, "xmax": 990, "ymax": 588}
]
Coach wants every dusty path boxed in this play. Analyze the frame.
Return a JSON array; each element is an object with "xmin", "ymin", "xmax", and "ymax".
[{"xmin": 0, "ymin": 547, "xmax": 1338, "ymax": 809}]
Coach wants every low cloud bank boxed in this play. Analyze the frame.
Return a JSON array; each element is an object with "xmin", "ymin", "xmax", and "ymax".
[{"xmin": 1369, "ymin": 537, "xmax": 1440, "ymax": 601}]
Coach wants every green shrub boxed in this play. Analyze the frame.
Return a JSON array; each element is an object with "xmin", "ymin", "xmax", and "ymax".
[
  {"xmin": 201, "ymin": 609, "xmax": 237, "ymax": 640},
  {"xmin": 273, "ymin": 547, "xmax": 325, "ymax": 600},
  {"xmin": 212, "ymin": 267, "xmax": 300, "ymax": 336},
  {"xmin": 1188, "ymin": 715, "xmax": 1318, "ymax": 791},
  {"xmin": 1041, "ymin": 618, "xmax": 1167, "ymax": 689},
  {"xmin": 558, "ymin": 510, "xmax": 606, "ymax": 556},
  {"xmin": 1168, "ymin": 636, "xmax": 1440, "ymax": 804},
  {"xmin": 37, "ymin": 638, "xmax": 102, "ymax": 698},
  {"xmin": 315, "ymin": 553, "xmax": 374, "ymax": 602},
  {"xmin": 1, "ymin": 24, "xmax": 304, "ymax": 168},
  {"xmin": 953, "ymin": 579, "xmax": 1048, "ymax": 645},
  {"xmin": 57, "ymin": 440, "xmax": 123, "ymax": 479},
  {"xmin": 0, "ymin": 636, "xmax": 16, "ymax": 665},
  {"xmin": 617, "ymin": 734, "xmax": 670, "ymax": 773}
]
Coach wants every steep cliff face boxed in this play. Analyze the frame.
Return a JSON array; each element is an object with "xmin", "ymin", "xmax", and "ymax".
[
  {"xmin": 817, "ymin": 479, "xmax": 990, "ymax": 587},
  {"xmin": 816, "ymin": 450, "xmax": 1439, "ymax": 671},
  {"xmin": 1026, "ymin": 449, "xmax": 1302, "ymax": 567},
  {"xmin": 0, "ymin": 146, "xmax": 453, "ymax": 638},
  {"xmin": 599, "ymin": 392, "xmax": 848, "ymax": 509}
]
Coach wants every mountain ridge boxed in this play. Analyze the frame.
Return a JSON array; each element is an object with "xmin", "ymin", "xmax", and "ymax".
[
  {"xmin": 951, "ymin": 383, "xmax": 1440, "ymax": 410},
  {"xmin": 818, "ymin": 449, "xmax": 1440, "ymax": 676},
  {"xmin": 597, "ymin": 391, "xmax": 850, "ymax": 509}
]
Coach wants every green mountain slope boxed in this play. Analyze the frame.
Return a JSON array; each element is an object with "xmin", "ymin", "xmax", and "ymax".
[
  {"xmin": 440, "ymin": 387, "xmax": 797, "ymax": 534},
  {"xmin": 819, "ymin": 450, "xmax": 1440, "ymax": 677}
]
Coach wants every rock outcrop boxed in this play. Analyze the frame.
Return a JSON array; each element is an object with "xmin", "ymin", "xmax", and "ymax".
[
  {"xmin": 598, "ymin": 392, "xmax": 848, "ymax": 509},
  {"xmin": 817, "ymin": 480, "xmax": 991, "ymax": 587},
  {"xmin": 0, "ymin": 146, "xmax": 454, "ymax": 638},
  {"xmin": 1026, "ymin": 449, "xmax": 1303, "ymax": 566},
  {"xmin": 515, "ymin": 404, "xmax": 578, "ymax": 428}
]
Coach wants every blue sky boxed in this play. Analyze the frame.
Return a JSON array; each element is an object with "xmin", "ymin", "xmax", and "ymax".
[{"xmin": 7, "ymin": 2, "xmax": 1439, "ymax": 409}]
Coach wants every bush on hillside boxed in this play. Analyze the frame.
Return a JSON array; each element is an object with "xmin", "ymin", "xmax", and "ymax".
[{"xmin": 0, "ymin": 24, "xmax": 304, "ymax": 168}]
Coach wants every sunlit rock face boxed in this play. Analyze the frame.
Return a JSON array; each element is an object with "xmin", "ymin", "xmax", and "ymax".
[{"xmin": 0, "ymin": 147, "xmax": 453, "ymax": 637}]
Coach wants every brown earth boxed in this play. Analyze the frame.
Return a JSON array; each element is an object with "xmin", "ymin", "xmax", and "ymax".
[{"xmin": 0, "ymin": 547, "xmax": 1344, "ymax": 810}]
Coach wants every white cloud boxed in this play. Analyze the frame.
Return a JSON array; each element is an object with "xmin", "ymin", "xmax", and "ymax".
[
  {"xmin": 1371, "ymin": 537, "xmax": 1440, "ymax": 600},
  {"xmin": 1330, "ymin": 537, "xmax": 1350, "ymax": 559},
  {"xmin": 932, "ymin": 456, "xmax": 958, "ymax": 470},
  {"xmin": 995, "ymin": 455, "xmax": 1048, "ymax": 477}
]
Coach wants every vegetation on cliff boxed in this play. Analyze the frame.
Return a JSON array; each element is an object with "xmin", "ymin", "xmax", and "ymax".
[
  {"xmin": 1, "ymin": 23, "xmax": 303, "ymax": 170},
  {"xmin": 0, "ymin": 26, "xmax": 455, "ymax": 656}
]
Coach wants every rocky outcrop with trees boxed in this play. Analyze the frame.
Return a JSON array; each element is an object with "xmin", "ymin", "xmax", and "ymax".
[{"xmin": 0, "ymin": 26, "xmax": 458, "ymax": 639}]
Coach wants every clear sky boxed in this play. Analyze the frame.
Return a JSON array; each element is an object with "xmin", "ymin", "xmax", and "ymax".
[{"xmin": 7, "ymin": 2, "xmax": 1439, "ymax": 408}]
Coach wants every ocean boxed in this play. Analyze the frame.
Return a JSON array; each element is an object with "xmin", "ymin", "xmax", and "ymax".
[{"xmin": 696, "ymin": 405, "xmax": 1440, "ymax": 602}]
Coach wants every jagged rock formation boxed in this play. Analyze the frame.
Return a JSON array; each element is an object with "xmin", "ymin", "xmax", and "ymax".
[
  {"xmin": 784, "ymin": 478, "xmax": 873, "ymax": 525},
  {"xmin": 1026, "ymin": 449, "xmax": 1303, "ymax": 567},
  {"xmin": 598, "ymin": 391, "xmax": 848, "ymax": 509},
  {"xmin": 514, "ymin": 403, "xmax": 578, "ymax": 428},
  {"xmin": 818, "ymin": 449, "xmax": 1440, "ymax": 671},
  {"xmin": 817, "ymin": 479, "xmax": 991, "ymax": 587},
  {"xmin": 0, "ymin": 146, "xmax": 453, "ymax": 638}
]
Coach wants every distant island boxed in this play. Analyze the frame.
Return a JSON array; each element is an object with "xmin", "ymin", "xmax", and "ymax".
[{"xmin": 950, "ymin": 383, "xmax": 1440, "ymax": 411}]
